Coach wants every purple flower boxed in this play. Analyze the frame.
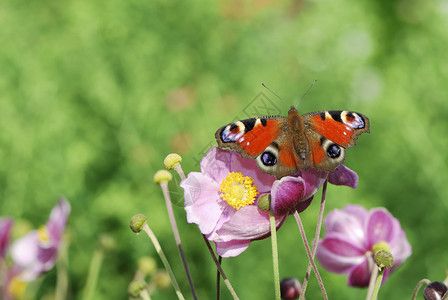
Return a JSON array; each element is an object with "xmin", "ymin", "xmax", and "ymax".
[
  {"xmin": 316, "ymin": 204, "xmax": 411, "ymax": 287},
  {"xmin": 0, "ymin": 218, "xmax": 13, "ymax": 261},
  {"xmin": 181, "ymin": 147, "xmax": 358, "ymax": 257},
  {"xmin": 10, "ymin": 198, "xmax": 71, "ymax": 281}
]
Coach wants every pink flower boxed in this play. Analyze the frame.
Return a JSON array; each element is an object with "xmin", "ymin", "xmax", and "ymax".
[
  {"xmin": 10, "ymin": 198, "xmax": 71, "ymax": 281},
  {"xmin": 316, "ymin": 204, "xmax": 412, "ymax": 287},
  {"xmin": 181, "ymin": 147, "xmax": 358, "ymax": 257},
  {"xmin": 0, "ymin": 218, "xmax": 13, "ymax": 261}
]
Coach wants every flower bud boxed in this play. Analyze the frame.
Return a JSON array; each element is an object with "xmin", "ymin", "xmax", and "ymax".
[
  {"xmin": 280, "ymin": 277, "xmax": 302, "ymax": 300},
  {"xmin": 138, "ymin": 257, "xmax": 157, "ymax": 276},
  {"xmin": 99, "ymin": 234, "xmax": 116, "ymax": 251},
  {"xmin": 164, "ymin": 153, "xmax": 182, "ymax": 170},
  {"xmin": 153, "ymin": 270, "xmax": 171, "ymax": 289},
  {"xmin": 154, "ymin": 170, "xmax": 173, "ymax": 184},
  {"xmin": 423, "ymin": 281, "xmax": 448, "ymax": 300},
  {"xmin": 128, "ymin": 279, "xmax": 147, "ymax": 297},
  {"xmin": 257, "ymin": 193, "xmax": 271, "ymax": 211},
  {"xmin": 372, "ymin": 241, "xmax": 391, "ymax": 254},
  {"xmin": 130, "ymin": 214, "xmax": 147, "ymax": 233},
  {"xmin": 373, "ymin": 250, "xmax": 394, "ymax": 269}
]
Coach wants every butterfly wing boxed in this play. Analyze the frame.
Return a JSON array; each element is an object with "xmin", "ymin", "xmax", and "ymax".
[
  {"xmin": 303, "ymin": 110, "xmax": 370, "ymax": 171},
  {"xmin": 215, "ymin": 116, "xmax": 302, "ymax": 178}
]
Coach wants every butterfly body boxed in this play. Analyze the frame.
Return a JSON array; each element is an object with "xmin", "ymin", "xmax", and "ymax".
[{"xmin": 215, "ymin": 107, "xmax": 369, "ymax": 178}]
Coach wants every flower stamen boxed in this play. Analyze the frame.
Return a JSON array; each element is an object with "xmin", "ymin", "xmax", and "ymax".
[{"xmin": 220, "ymin": 172, "xmax": 258, "ymax": 210}]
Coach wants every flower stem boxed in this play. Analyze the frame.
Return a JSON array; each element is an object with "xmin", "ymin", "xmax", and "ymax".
[
  {"xmin": 160, "ymin": 182, "xmax": 198, "ymax": 300},
  {"xmin": 217, "ymin": 256, "xmax": 222, "ymax": 300},
  {"xmin": 410, "ymin": 279, "xmax": 431, "ymax": 300},
  {"xmin": 366, "ymin": 257, "xmax": 378, "ymax": 300},
  {"xmin": 82, "ymin": 245, "xmax": 104, "ymax": 300},
  {"xmin": 298, "ymin": 180, "xmax": 328, "ymax": 300},
  {"xmin": 140, "ymin": 289, "xmax": 152, "ymax": 300},
  {"xmin": 371, "ymin": 268, "xmax": 384, "ymax": 300},
  {"xmin": 201, "ymin": 235, "xmax": 240, "ymax": 300},
  {"xmin": 55, "ymin": 241, "xmax": 69, "ymax": 300},
  {"xmin": 269, "ymin": 212, "xmax": 281, "ymax": 300},
  {"xmin": 294, "ymin": 211, "xmax": 328, "ymax": 300},
  {"xmin": 143, "ymin": 224, "xmax": 185, "ymax": 300}
]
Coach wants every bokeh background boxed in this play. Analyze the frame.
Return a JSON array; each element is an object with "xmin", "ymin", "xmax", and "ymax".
[{"xmin": 1, "ymin": 0, "xmax": 448, "ymax": 298}]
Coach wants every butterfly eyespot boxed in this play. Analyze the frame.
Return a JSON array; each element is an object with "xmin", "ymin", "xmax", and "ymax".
[
  {"xmin": 261, "ymin": 152, "xmax": 277, "ymax": 166},
  {"xmin": 327, "ymin": 144, "xmax": 341, "ymax": 158}
]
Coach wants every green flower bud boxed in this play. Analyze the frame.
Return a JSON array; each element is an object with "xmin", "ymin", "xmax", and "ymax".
[
  {"xmin": 130, "ymin": 214, "xmax": 147, "ymax": 233},
  {"xmin": 374, "ymin": 250, "xmax": 394, "ymax": 269},
  {"xmin": 138, "ymin": 257, "xmax": 157, "ymax": 276},
  {"xmin": 257, "ymin": 193, "xmax": 271, "ymax": 211},
  {"xmin": 128, "ymin": 280, "xmax": 147, "ymax": 297}
]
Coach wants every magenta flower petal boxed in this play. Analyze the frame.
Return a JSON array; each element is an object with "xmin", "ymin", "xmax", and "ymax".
[
  {"xmin": 10, "ymin": 199, "xmax": 71, "ymax": 281},
  {"xmin": 317, "ymin": 204, "xmax": 411, "ymax": 287},
  {"xmin": 324, "ymin": 205, "xmax": 368, "ymax": 248},
  {"xmin": 270, "ymin": 176, "xmax": 306, "ymax": 216},
  {"xmin": 328, "ymin": 165, "xmax": 358, "ymax": 188},
  {"xmin": 316, "ymin": 238, "xmax": 366, "ymax": 274},
  {"xmin": 365, "ymin": 208, "xmax": 400, "ymax": 247},
  {"xmin": 270, "ymin": 168, "xmax": 328, "ymax": 216},
  {"xmin": 0, "ymin": 218, "xmax": 13, "ymax": 259},
  {"xmin": 347, "ymin": 258, "xmax": 371, "ymax": 287}
]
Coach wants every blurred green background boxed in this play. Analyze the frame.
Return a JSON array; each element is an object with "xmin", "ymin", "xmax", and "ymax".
[{"xmin": 1, "ymin": 0, "xmax": 448, "ymax": 298}]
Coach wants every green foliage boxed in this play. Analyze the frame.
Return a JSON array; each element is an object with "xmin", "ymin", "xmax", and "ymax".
[{"xmin": 1, "ymin": 0, "xmax": 447, "ymax": 298}]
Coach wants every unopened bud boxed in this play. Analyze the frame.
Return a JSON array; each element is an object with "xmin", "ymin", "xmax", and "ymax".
[
  {"xmin": 423, "ymin": 281, "xmax": 448, "ymax": 300},
  {"xmin": 374, "ymin": 250, "xmax": 394, "ymax": 269},
  {"xmin": 138, "ymin": 257, "xmax": 157, "ymax": 276},
  {"xmin": 99, "ymin": 234, "xmax": 116, "ymax": 251},
  {"xmin": 130, "ymin": 214, "xmax": 147, "ymax": 233},
  {"xmin": 153, "ymin": 270, "xmax": 171, "ymax": 290},
  {"xmin": 257, "ymin": 193, "xmax": 271, "ymax": 211},
  {"xmin": 164, "ymin": 153, "xmax": 182, "ymax": 170},
  {"xmin": 372, "ymin": 241, "xmax": 391, "ymax": 254},
  {"xmin": 128, "ymin": 279, "xmax": 147, "ymax": 297},
  {"xmin": 154, "ymin": 170, "xmax": 173, "ymax": 184},
  {"xmin": 280, "ymin": 277, "xmax": 302, "ymax": 300}
]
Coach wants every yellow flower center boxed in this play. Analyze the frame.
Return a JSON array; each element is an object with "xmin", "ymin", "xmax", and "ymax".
[
  {"xmin": 8, "ymin": 276, "xmax": 27, "ymax": 299},
  {"xmin": 38, "ymin": 225, "xmax": 50, "ymax": 242},
  {"xmin": 219, "ymin": 172, "xmax": 258, "ymax": 210}
]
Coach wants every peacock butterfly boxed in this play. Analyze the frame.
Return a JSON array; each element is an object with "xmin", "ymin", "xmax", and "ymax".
[{"xmin": 215, "ymin": 106, "xmax": 369, "ymax": 179}]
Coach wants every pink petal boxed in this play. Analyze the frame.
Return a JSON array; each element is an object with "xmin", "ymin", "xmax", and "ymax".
[
  {"xmin": 181, "ymin": 172, "xmax": 226, "ymax": 235},
  {"xmin": 0, "ymin": 218, "xmax": 13, "ymax": 258},
  {"xmin": 366, "ymin": 209, "xmax": 400, "ymax": 247},
  {"xmin": 324, "ymin": 205, "xmax": 368, "ymax": 248},
  {"xmin": 11, "ymin": 231, "xmax": 39, "ymax": 267},
  {"xmin": 231, "ymin": 152, "xmax": 276, "ymax": 194},
  {"xmin": 316, "ymin": 236, "xmax": 366, "ymax": 274},
  {"xmin": 214, "ymin": 239, "xmax": 251, "ymax": 257},
  {"xmin": 347, "ymin": 258, "xmax": 371, "ymax": 287},
  {"xmin": 200, "ymin": 147, "xmax": 232, "ymax": 183},
  {"xmin": 328, "ymin": 165, "xmax": 358, "ymax": 188},
  {"xmin": 209, "ymin": 204, "xmax": 286, "ymax": 242},
  {"xmin": 46, "ymin": 198, "xmax": 70, "ymax": 243},
  {"xmin": 389, "ymin": 229, "xmax": 412, "ymax": 269}
]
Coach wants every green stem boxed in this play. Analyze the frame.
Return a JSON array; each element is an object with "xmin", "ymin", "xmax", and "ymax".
[
  {"xmin": 55, "ymin": 241, "xmax": 69, "ymax": 300},
  {"xmin": 371, "ymin": 268, "xmax": 384, "ymax": 300},
  {"xmin": 82, "ymin": 246, "xmax": 104, "ymax": 300},
  {"xmin": 269, "ymin": 212, "xmax": 281, "ymax": 300},
  {"xmin": 143, "ymin": 224, "xmax": 185, "ymax": 300},
  {"xmin": 365, "ymin": 258, "xmax": 378, "ymax": 300},
  {"xmin": 217, "ymin": 256, "xmax": 222, "ymax": 300}
]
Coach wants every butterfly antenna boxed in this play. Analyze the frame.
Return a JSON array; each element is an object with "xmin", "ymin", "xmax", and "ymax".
[
  {"xmin": 262, "ymin": 83, "xmax": 290, "ymax": 108},
  {"xmin": 295, "ymin": 79, "xmax": 317, "ymax": 108}
]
